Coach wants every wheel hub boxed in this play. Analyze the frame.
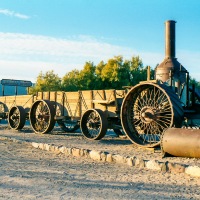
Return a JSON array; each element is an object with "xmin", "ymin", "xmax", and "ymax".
[
  {"xmin": 87, "ymin": 119, "xmax": 96, "ymax": 129},
  {"xmin": 140, "ymin": 107, "xmax": 156, "ymax": 123}
]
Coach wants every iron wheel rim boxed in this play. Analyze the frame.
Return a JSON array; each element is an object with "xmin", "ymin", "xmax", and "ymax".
[
  {"xmin": 8, "ymin": 106, "xmax": 26, "ymax": 130},
  {"xmin": 30, "ymin": 100, "xmax": 55, "ymax": 134},
  {"xmin": 80, "ymin": 109, "xmax": 107, "ymax": 140},
  {"xmin": 121, "ymin": 83, "xmax": 183, "ymax": 147}
]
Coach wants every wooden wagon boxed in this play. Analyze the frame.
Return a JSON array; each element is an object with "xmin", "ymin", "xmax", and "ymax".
[{"xmin": 0, "ymin": 89, "xmax": 126, "ymax": 140}]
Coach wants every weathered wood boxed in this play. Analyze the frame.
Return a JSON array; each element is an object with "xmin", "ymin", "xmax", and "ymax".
[
  {"xmin": 0, "ymin": 89, "xmax": 126, "ymax": 128},
  {"xmin": 0, "ymin": 95, "xmax": 34, "ymax": 111}
]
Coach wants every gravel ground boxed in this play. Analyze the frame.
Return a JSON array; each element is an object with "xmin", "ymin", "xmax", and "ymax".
[
  {"xmin": 0, "ymin": 139, "xmax": 200, "ymax": 200},
  {"xmin": 0, "ymin": 124, "xmax": 199, "ymax": 168}
]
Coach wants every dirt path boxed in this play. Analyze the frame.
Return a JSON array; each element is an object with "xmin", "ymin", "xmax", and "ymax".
[{"xmin": 0, "ymin": 139, "xmax": 200, "ymax": 200}]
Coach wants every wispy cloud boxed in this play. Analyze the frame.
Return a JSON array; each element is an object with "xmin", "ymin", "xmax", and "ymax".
[
  {"xmin": 0, "ymin": 32, "xmax": 199, "ymax": 82},
  {"xmin": 0, "ymin": 9, "xmax": 30, "ymax": 19}
]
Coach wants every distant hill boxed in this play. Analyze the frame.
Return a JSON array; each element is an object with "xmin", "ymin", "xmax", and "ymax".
[{"xmin": 0, "ymin": 84, "xmax": 28, "ymax": 96}]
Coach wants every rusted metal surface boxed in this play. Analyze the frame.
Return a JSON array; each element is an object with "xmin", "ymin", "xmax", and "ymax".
[
  {"xmin": 121, "ymin": 82, "xmax": 184, "ymax": 147},
  {"xmin": 8, "ymin": 106, "xmax": 26, "ymax": 130},
  {"xmin": 155, "ymin": 20, "xmax": 187, "ymax": 84},
  {"xmin": 29, "ymin": 100, "xmax": 56, "ymax": 134},
  {"xmin": 161, "ymin": 128, "xmax": 200, "ymax": 158},
  {"xmin": 80, "ymin": 108, "xmax": 108, "ymax": 140},
  {"xmin": 165, "ymin": 20, "xmax": 176, "ymax": 59}
]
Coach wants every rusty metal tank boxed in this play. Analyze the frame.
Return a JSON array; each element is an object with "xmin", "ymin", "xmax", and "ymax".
[{"xmin": 161, "ymin": 128, "xmax": 200, "ymax": 158}]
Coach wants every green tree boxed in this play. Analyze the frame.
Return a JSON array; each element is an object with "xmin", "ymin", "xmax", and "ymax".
[
  {"xmin": 129, "ymin": 56, "xmax": 147, "ymax": 86},
  {"xmin": 95, "ymin": 60, "xmax": 106, "ymax": 89},
  {"xmin": 29, "ymin": 55, "xmax": 154, "ymax": 93},
  {"xmin": 97, "ymin": 56, "xmax": 130, "ymax": 89},
  {"xmin": 62, "ymin": 69, "xmax": 81, "ymax": 91},
  {"xmin": 79, "ymin": 62, "xmax": 96, "ymax": 90},
  {"xmin": 29, "ymin": 70, "xmax": 61, "ymax": 94},
  {"xmin": 189, "ymin": 77, "xmax": 200, "ymax": 89}
]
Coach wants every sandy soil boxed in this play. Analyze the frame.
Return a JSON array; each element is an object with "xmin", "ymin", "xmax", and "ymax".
[
  {"xmin": 0, "ymin": 133, "xmax": 200, "ymax": 199},
  {"xmin": 0, "ymin": 124, "xmax": 200, "ymax": 168}
]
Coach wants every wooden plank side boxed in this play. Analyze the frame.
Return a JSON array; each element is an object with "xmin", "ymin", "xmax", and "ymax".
[
  {"xmin": 42, "ymin": 92, "xmax": 50, "ymax": 100},
  {"xmin": 0, "ymin": 95, "xmax": 33, "ymax": 106},
  {"xmin": 64, "ymin": 91, "xmax": 80, "ymax": 118},
  {"xmin": 104, "ymin": 90, "xmax": 118, "ymax": 116},
  {"xmin": 36, "ymin": 92, "xmax": 43, "ymax": 100},
  {"xmin": 115, "ymin": 90, "xmax": 126, "ymax": 112},
  {"xmin": 14, "ymin": 95, "xmax": 34, "ymax": 109},
  {"xmin": 0, "ymin": 95, "xmax": 34, "ymax": 113},
  {"xmin": 105, "ymin": 89, "xmax": 116, "ymax": 100},
  {"xmin": 55, "ymin": 91, "xmax": 64, "ymax": 116},
  {"xmin": 79, "ymin": 90, "xmax": 93, "ymax": 114},
  {"xmin": 92, "ymin": 90, "xmax": 107, "ymax": 111},
  {"xmin": 0, "ymin": 96, "xmax": 7, "ymax": 105}
]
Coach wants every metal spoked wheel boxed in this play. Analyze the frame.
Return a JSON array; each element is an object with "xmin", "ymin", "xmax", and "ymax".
[
  {"xmin": 121, "ymin": 82, "xmax": 184, "ymax": 147},
  {"xmin": 8, "ymin": 106, "xmax": 26, "ymax": 130},
  {"xmin": 0, "ymin": 102, "xmax": 5, "ymax": 113},
  {"xmin": 80, "ymin": 109, "xmax": 108, "ymax": 140},
  {"xmin": 30, "ymin": 100, "xmax": 56, "ymax": 134},
  {"xmin": 57, "ymin": 120, "xmax": 79, "ymax": 132}
]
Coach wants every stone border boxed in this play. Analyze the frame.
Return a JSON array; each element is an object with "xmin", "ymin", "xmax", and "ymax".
[{"xmin": 1, "ymin": 136, "xmax": 200, "ymax": 177}]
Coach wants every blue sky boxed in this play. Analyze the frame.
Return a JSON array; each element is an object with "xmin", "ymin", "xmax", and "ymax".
[{"xmin": 0, "ymin": 0, "xmax": 200, "ymax": 82}]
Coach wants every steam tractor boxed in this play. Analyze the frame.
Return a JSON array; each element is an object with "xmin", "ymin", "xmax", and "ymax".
[
  {"xmin": 1, "ymin": 20, "xmax": 200, "ymax": 155},
  {"xmin": 121, "ymin": 20, "xmax": 200, "ymax": 150}
]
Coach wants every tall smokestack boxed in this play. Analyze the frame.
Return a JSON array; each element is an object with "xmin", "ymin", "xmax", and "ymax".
[
  {"xmin": 165, "ymin": 20, "xmax": 176, "ymax": 58},
  {"xmin": 155, "ymin": 20, "xmax": 188, "ymax": 106},
  {"xmin": 155, "ymin": 20, "xmax": 187, "ymax": 84}
]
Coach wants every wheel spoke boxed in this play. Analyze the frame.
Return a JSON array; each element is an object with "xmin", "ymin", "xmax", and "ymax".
[
  {"xmin": 80, "ymin": 109, "xmax": 107, "ymax": 140},
  {"xmin": 8, "ymin": 106, "xmax": 26, "ymax": 130},
  {"xmin": 121, "ymin": 83, "xmax": 184, "ymax": 147},
  {"xmin": 30, "ymin": 100, "xmax": 55, "ymax": 134}
]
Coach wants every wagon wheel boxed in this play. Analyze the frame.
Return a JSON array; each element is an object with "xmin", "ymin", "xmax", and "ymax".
[
  {"xmin": 30, "ymin": 100, "xmax": 56, "ymax": 134},
  {"xmin": 80, "ymin": 109, "xmax": 108, "ymax": 140},
  {"xmin": 121, "ymin": 82, "xmax": 184, "ymax": 147},
  {"xmin": 8, "ymin": 106, "xmax": 26, "ymax": 130},
  {"xmin": 0, "ymin": 102, "xmax": 5, "ymax": 113},
  {"xmin": 57, "ymin": 120, "xmax": 79, "ymax": 132}
]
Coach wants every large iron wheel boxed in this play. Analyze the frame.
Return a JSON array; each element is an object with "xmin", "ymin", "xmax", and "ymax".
[
  {"xmin": 121, "ymin": 82, "xmax": 184, "ymax": 147},
  {"xmin": 8, "ymin": 106, "xmax": 26, "ymax": 130},
  {"xmin": 57, "ymin": 120, "xmax": 79, "ymax": 132},
  {"xmin": 0, "ymin": 102, "xmax": 8, "ymax": 119},
  {"xmin": 30, "ymin": 100, "xmax": 56, "ymax": 134},
  {"xmin": 80, "ymin": 109, "xmax": 108, "ymax": 140}
]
